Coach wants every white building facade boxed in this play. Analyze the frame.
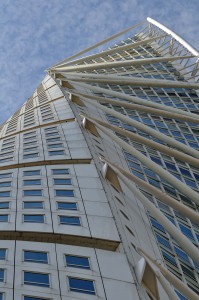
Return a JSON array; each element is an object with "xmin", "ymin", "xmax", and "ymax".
[{"xmin": 0, "ymin": 18, "xmax": 198, "ymax": 300}]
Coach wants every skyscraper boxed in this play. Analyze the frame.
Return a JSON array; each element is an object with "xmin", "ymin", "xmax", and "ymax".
[{"xmin": 0, "ymin": 17, "xmax": 198, "ymax": 300}]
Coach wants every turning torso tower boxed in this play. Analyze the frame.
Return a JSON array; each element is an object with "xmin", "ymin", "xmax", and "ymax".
[{"xmin": 0, "ymin": 17, "xmax": 199, "ymax": 300}]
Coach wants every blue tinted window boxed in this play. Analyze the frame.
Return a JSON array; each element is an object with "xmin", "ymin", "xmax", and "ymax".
[
  {"xmin": 150, "ymin": 156, "xmax": 163, "ymax": 165},
  {"xmin": 66, "ymin": 255, "xmax": 90, "ymax": 269},
  {"xmin": 165, "ymin": 162, "xmax": 178, "ymax": 172},
  {"xmin": 0, "ymin": 173, "xmax": 12, "ymax": 179},
  {"xmin": 23, "ymin": 153, "xmax": 38, "ymax": 159},
  {"xmin": 179, "ymin": 224, "xmax": 194, "ymax": 240},
  {"xmin": 49, "ymin": 150, "xmax": 64, "ymax": 156},
  {"xmin": 55, "ymin": 190, "xmax": 74, "ymax": 197},
  {"xmin": 57, "ymin": 202, "xmax": 77, "ymax": 210},
  {"xmin": 0, "ymin": 269, "xmax": 4, "ymax": 281},
  {"xmin": 174, "ymin": 247, "xmax": 190, "ymax": 263},
  {"xmin": 24, "ymin": 215, "xmax": 44, "ymax": 223},
  {"xmin": 46, "ymin": 137, "xmax": 60, "ymax": 143},
  {"xmin": 150, "ymin": 219, "xmax": 165, "ymax": 232},
  {"xmin": 0, "ymin": 293, "xmax": 2, "ymax": 300},
  {"xmin": 0, "ymin": 191, "xmax": 10, "ymax": 197},
  {"xmin": 0, "ymin": 202, "xmax": 9, "ymax": 209},
  {"xmin": 23, "ymin": 202, "xmax": 43, "ymax": 209},
  {"xmin": 48, "ymin": 143, "xmax": 63, "ymax": 149},
  {"xmin": 23, "ymin": 170, "xmax": 40, "ymax": 176},
  {"xmin": 24, "ymin": 180, "xmax": 41, "ymax": 186},
  {"xmin": 24, "ymin": 190, "xmax": 42, "ymax": 196},
  {"xmin": 23, "ymin": 147, "xmax": 38, "ymax": 153},
  {"xmin": 162, "ymin": 251, "xmax": 177, "ymax": 266},
  {"xmin": 24, "ymin": 251, "xmax": 48, "ymax": 263},
  {"xmin": 52, "ymin": 169, "xmax": 69, "ymax": 175},
  {"xmin": 54, "ymin": 179, "xmax": 72, "ymax": 185},
  {"xmin": 175, "ymin": 290, "xmax": 187, "ymax": 300},
  {"xmin": 0, "ymin": 215, "xmax": 8, "ymax": 222},
  {"xmin": 0, "ymin": 249, "xmax": 6, "ymax": 260},
  {"xmin": 69, "ymin": 277, "xmax": 95, "ymax": 295},
  {"xmin": 59, "ymin": 216, "xmax": 80, "ymax": 226},
  {"xmin": 156, "ymin": 234, "xmax": 171, "ymax": 249},
  {"xmin": 0, "ymin": 182, "xmax": 11, "ymax": 187},
  {"xmin": 24, "ymin": 296, "xmax": 48, "ymax": 300},
  {"xmin": 24, "ymin": 271, "xmax": 49, "ymax": 287}
]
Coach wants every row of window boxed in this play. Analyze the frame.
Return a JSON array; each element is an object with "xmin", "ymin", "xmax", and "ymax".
[
  {"xmin": 0, "ymin": 248, "xmax": 90, "ymax": 268},
  {"xmin": 0, "ymin": 189, "xmax": 75, "ymax": 197},
  {"xmin": 0, "ymin": 201, "xmax": 77, "ymax": 210},
  {"xmin": 0, "ymin": 168, "xmax": 70, "ymax": 179},
  {"xmin": 0, "ymin": 214, "xmax": 81, "ymax": 225}
]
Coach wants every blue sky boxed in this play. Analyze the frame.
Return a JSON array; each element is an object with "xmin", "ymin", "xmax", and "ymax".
[{"xmin": 0, "ymin": 0, "xmax": 198, "ymax": 123}]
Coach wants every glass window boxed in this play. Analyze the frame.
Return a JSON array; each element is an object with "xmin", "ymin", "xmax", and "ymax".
[
  {"xmin": 179, "ymin": 223, "xmax": 194, "ymax": 240},
  {"xmin": 24, "ymin": 296, "xmax": 49, "ymax": 300},
  {"xmin": 68, "ymin": 277, "xmax": 95, "ymax": 295},
  {"xmin": 46, "ymin": 137, "xmax": 60, "ymax": 143},
  {"xmin": 0, "ymin": 269, "xmax": 4, "ymax": 282},
  {"xmin": 24, "ymin": 251, "xmax": 48, "ymax": 264},
  {"xmin": 0, "ymin": 173, "xmax": 12, "ymax": 179},
  {"xmin": 0, "ymin": 191, "xmax": 10, "ymax": 197},
  {"xmin": 23, "ymin": 153, "xmax": 38, "ymax": 159},
  {"xmin": 54, "ymin": 179, "xmax": 72, "ymax": 185},
  {"xmin": 24, "ymin": 180, "xmax": 41, "ymax": 186},
  {"xmin": 0, "ymin": 293, "xmax": 3, "ymax": 300},
  {"xmin": 48, "ymin": 150, "xmax": 65, "ymax": 156},
  {"xmin": 24, "ymin": 271, "xmax": 49, "ymax": 287},
  {"xmin": 52, "ymin": 169, "xmax": 69, "ymax": 175},
  {"xmin": 45, "ymin": 132, "xmax": 59, "ymax": 137},
  {"xmin": 23, "ymin": 147, "xmax": 38, "ymax": 153},
  {"xmin": 47, "ymin": 143, "xmax": 63, "ymax": 149},
  {"xmin": 24, "ymin": 190, "xmax": 42, "ymax": 196},
  {"xmin": 44, "ymin": 126, "xmax": 57, "ymax": 132},
  {"xmin": 155, "ymin": 234, "xmax": 171, "ymax": 249},
  {"xmin": 0, "ymin": 215, "xmax": 8, "ymax": 222},
  {"xmin": 0, "ymin": 249, "xmax": 6, "ymax": 260},
  {"xmin": 55, "ymin": 190, "xmax": 74, "ymax": 197},
  {"xmin": 57, "ymin": 202, "xmax": 77, "ymax": 210},
  {"xmin": 0, "ymin": 202, "xmax": 9, "ymax": 209},
  {"xmin": 0, "ymin": 182, "xmax": 11, "ymax": 187},
  {"xmin": 66, "ymin": 255, "xmax": 90, "ymax": 269},
  {"xmin": 23, "ymin": 170, "xmax": 40, "ymax": 176},
  {"xmin": 59, "ymin": 216, "xmax": 80, "ymax": 226},
  {"xmin": 23, "ymin": 215, "xmax": 44, "ymax": 223},
  {"xmin": 23, "ymin": 202, "xmax": 44, "ymax": 209}
]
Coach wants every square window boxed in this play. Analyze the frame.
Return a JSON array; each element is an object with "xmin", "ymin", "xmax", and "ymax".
[
  {"xmin": 24, "ymin": 250, "xmax": 48, "ymax": 264},
  {"xmin": 0, "ymin": 215, "xmax": 8, "ymax": 222},
  {"xmin": 54, "ymin": 179, "xmax": 72, "ymax": 185},
  {"xmin": 52, "ymin": 169, "xmax": 69, "ymax": 175},
  {"xmin": 23, "ymin": 215, "xmax": 44, "ymax": 223},
  {"xmin": 55, "ymin": 190, "xmax": 74, "ymax": 197},
  {"xmin": 23, "ymin": 202, "xmax": 44, "ymax": 209},
  {"xmin": 68, "ymin": 277, "xmax": 95, "ymax": 295},
  {"xmin": 24, "ymin": 180, "xmax": 41, "ymax": 186},
  {"xmin": 24, "ymin": 190, "xmax": 42, "ymax": 197},
  {"xmin": 0, "ymin": 191, "xmax": 10, "ymax": 197},
  {"xmin": 23, "ymin": 170, "xmax": 41, "ymax": 176},
  {"xmin": 0, "ymin": 249, "xmax": 6, "ymax": 260},
  {"xmin": 59, "ymin": 216, "xmax": 80, "ymax": 226},
  {"xmin": 0, "ymin": 269, "xmax": 5, "ymax": 282},
  {"xmin": 24, "ymin": 271, "xmax": 50, "ymax": 287},
  {"xmin": 65, "ymin": 255, "xmax": 90, "ymax": 269},
  {"xmin": 57, "ymin": 202, "xmax": 77, "ymax": 210},
  {"xmin": 0, "ymin": 202, "xmax": 9, "ymax": 209}
]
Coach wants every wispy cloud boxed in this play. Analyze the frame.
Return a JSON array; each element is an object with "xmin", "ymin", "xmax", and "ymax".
[{"xmin": 0, "ymin": 0, "xmax": 198, "ymax": 123}]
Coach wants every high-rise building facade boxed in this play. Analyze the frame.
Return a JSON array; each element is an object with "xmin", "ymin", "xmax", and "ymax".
[{"xmin": 0, "ymin": 17, "xmax": 198, "ymax": 300}]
